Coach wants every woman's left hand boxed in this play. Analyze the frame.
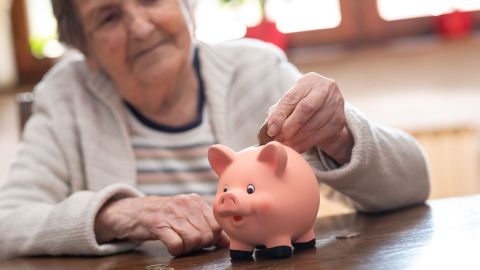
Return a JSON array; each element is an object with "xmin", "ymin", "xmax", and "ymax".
[{"xmin": 266, "ymin": 72, "xmax": 354, "ymax": 165}]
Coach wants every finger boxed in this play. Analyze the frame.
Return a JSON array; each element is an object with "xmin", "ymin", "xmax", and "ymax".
[
  {"xmin": 152, "ymin": 226, "xmax": 184, "ymax": 256},
  {"xmin": 293, "ymin": 126, "xmax": 349, "ymax": 157},
  {"xmin": 289, "ymin": 111, "xmax": 345, "ymax": 153},
  {"xmin": 288, "ymin": 105, "xmax": 338, "ymax": 144},
  {"xmin": 283, "ymin": 90, "xmax": 343, "ymax": 144},
  {"xmin": 259, "ymin": 104, "xmax": 277, "ymax": 136},
  {"xmin": 215, "ymin": 231, "xmax": 230, "ymax": 248},
  {"xmin": 186, "ymin": 194, "xmax": 219, "ymax": 248},
  {"xmin": 199, "ymin": 199, "xmax": 221, "ymax": 233},
  {"xmin": 185, "ymin": 217, "xmax": 211, "ymax": 252},
  {"xmin": 267, "ymin": 88, "xmax": 309, "ymax": 137},
  {"xmin": 199, "ymin": 201, "xmax": 222, "ymax": 247},
  {"xmin": 277, "ymin": 107, "xmax": 328, "ymax": 149},
  {"xmin": 279, "ymin": 89, "xmax": 328, "ymax": 141},
  {"xmin": 169, "ymin": 217, "xmax": 203, "ymax": 254}
]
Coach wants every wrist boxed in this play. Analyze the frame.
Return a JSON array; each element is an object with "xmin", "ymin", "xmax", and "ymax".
[
  {"xmin": 94, "ymin": 197, "xmax": 137, "ymax": 244},
  {"xmin": 321, "ymin": 126, "xmax": 354, "ymax": 165}
]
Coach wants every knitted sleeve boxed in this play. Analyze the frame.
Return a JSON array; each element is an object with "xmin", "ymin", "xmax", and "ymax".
[
  {"xmin": 305, "ymin": 104, "xmax": 430, "ymax": 212},
  {"xmin": 0, "ymin": 83, "xmax": 143, "ymax": 259}
]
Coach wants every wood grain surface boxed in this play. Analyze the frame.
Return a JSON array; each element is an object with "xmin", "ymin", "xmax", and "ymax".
[{"xmin": 1, "ymin": 195, "xmax": 479, "ymax": 269}]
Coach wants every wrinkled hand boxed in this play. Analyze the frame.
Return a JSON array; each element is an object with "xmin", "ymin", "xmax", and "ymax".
[
  {"xmin": 267, "ymin": 72, "xmax": 354, "ymax": 165},
  {"xmin": 94, "ymin": 194, "xmax": 229, "ymax": 256}
]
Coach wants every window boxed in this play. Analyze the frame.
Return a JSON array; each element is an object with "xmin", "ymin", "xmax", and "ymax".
[
  {"xmin": 11, "ymin": 0, "xmax": 55, "ymax": 83},
  {"xmin": 193, "ymin": 0, "xmax": 341, "ymax": 43},
  {"xmin": 362, "ymin": 0, "xmax": 480, "ymax": 44},
  {"xmin": 25, "ymin": 0, "xmax": 64, "ymax": 58},
  {"xmin": 266, "ymin": 0, "xmax": 341, "ymax": 33},
  {"xmin": 193, "ymin": 0, "xmax": 258, "ymax": 43},
  {"xmin": 378, "ymin": 0, "xmax": 480, "ymax": 21}
]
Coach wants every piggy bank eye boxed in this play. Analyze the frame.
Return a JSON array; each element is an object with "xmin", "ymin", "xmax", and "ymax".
[
  {"xmin": 247, "ymin": 184, "xmax": 255, "ymax": 194},
  {"xmin": 223, "ymin": 185, "xmax": 228, "ymax": 192}
]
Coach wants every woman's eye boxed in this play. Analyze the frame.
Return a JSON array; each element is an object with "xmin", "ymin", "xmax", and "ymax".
[
  {"xmin": 98, "ymin": 11, "xmax": 121, "ymax": 27},
  {"xmin": 140, "ymin": 0, "xmax": 160, "ymax": 6},
  {"xmin": 223, "ymin": 185, "xmax": 228, "ymax": 192},
  {"xmin": 101, "ymin": 14, "xmax": 118, "ymax": 25},
  {"xmin": 247, "ymin": 184, "xmax": 255, "ymax": 194}
]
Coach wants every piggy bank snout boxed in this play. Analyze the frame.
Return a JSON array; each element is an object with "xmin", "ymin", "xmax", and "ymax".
[
  {"xmin": 216, "ymin": 193, "xmax": 240, "ymax": 216},
  {"xmin": 219, "ymin": 192, "xmax": 239, "ymax": 208}
]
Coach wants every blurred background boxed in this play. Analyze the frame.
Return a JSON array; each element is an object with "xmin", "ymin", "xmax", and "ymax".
[{"xmin": 1, "ymin": 0, "xmax": 480, "ymax": 211}]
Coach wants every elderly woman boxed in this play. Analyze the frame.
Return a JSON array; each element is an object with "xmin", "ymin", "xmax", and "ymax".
[{"xmin": 0, "ymin": 0, "xmax": 429, "ymax": 259}]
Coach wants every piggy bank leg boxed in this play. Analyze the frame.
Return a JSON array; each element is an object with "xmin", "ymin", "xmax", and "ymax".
[
  {"xmin": 292, "ymin": 228, "xmax": 316, "ymax": 249},
  {"xmin": 230, "ymin": 239, "xmax": 254, "ymax": 260},
  {"xmin": 265, "ymin": 236, "xmax": 293, "ymax": 259}
]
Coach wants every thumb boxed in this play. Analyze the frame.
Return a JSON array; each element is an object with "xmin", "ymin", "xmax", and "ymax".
[{"xmin": 268, "ymin": 92, "xmax": 302, "ymax": 137}]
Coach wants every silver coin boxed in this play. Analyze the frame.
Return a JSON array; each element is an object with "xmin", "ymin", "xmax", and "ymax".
[
  {"xmin": 145, "ymin": 264, "xmax": 174, "ymax": 270},
  {"xmin": 335, "ymin": 231, "xmax": 360, "ymax": 239}
]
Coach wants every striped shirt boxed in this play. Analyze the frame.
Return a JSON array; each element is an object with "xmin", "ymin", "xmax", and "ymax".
[{"xmin": 124, "ymin": 49, "xmax": 218, "ymax": 196}]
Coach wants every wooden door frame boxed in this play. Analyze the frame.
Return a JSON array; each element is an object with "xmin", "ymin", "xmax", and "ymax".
[{"xmin": 11, "ymin": 0, "xmax": 54, "ymax": 84}]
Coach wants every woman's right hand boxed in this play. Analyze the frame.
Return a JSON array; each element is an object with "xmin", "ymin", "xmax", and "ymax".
[{"xmin": 94, "ymin": 194, "xmax": 229, "ymax": 256}]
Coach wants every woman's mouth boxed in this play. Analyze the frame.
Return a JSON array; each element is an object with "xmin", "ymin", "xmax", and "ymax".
[
  {"xmin": 233, "ymin": 216, "xmax": 243, "ymax": 222},
  {"xmin": 130, "ymin": 41, "xmax": 166, "ymax": 62}
]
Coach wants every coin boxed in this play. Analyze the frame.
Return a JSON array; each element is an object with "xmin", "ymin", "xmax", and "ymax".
[
  {"xmin": 257, "ymin": 122, "xmax": 275, "ymax": 145},
  {"xmin": 145, "ymin": 264, "xmax": 173, "ymax": 270},
  {"xmin": 335, "ymin": 231, "xmax": 360, "ymax": 239}
]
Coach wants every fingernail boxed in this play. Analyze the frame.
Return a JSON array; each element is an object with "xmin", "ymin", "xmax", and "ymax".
[{"xmin": 267, "ymin": 123, "xmax": 279, "ymax": 137}]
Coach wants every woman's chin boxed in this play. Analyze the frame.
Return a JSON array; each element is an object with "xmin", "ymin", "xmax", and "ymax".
[
  {"xmin": 133, "ymin": 67, "xmax": 170, "ymax": 84},
  {"xmin": 135, "ymin": 59, "xmax": 180, "ymax": 81}
]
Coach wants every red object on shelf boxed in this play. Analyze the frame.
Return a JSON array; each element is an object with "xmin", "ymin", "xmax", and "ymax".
[
  {"xmin": 245, "ymin": 19, "xmax": 288, "ymax": 51},
  {"xmin": 436, "ymin": 10, "xmax": 473, "ymax": 39}
]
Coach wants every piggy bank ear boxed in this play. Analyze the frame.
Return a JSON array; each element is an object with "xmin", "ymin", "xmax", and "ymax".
[
  {"xmin": 257, "ymin": 141, "xmax": 288, "ymax": 176},
  {"xmin": 208, "ymin": 144, "xmax": 236, "ymax": 177}
]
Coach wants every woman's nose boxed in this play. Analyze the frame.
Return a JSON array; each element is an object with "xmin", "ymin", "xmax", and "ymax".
[{"xmin": 126, "ymin": 10, "xmax": 155, "ymax": 40}]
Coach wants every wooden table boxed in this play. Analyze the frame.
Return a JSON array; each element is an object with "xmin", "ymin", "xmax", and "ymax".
[{"xmin": 1, "ymin": 195, "xmax": 479, "ymax": 269}]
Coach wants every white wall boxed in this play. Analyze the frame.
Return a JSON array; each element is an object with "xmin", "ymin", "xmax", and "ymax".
[{"xmin": 0, "ymin": 0, "xmax": 17, "ymax": 91}]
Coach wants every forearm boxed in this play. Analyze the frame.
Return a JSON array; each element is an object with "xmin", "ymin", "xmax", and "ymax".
[
  {"xmin": 0, "ymin": 184, "xmax": 142, "ymax": 258},
  {"xmin": 306, "ymin": 105, "xmax": 430, "ymax": 213},
  {"xmin": 341, "ymin": 128, "xmax": 429, "ymax": 213}
]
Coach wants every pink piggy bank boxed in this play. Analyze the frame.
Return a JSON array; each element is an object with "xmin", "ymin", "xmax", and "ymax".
[{"xmin": 208, "ymin": 141, "xmax": 320, "ymax": 259}]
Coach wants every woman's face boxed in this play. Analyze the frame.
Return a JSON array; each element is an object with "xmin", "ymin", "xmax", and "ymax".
[{"xmin": 75, "ymin": 0, "xmax": 193, "ymax": 108}]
